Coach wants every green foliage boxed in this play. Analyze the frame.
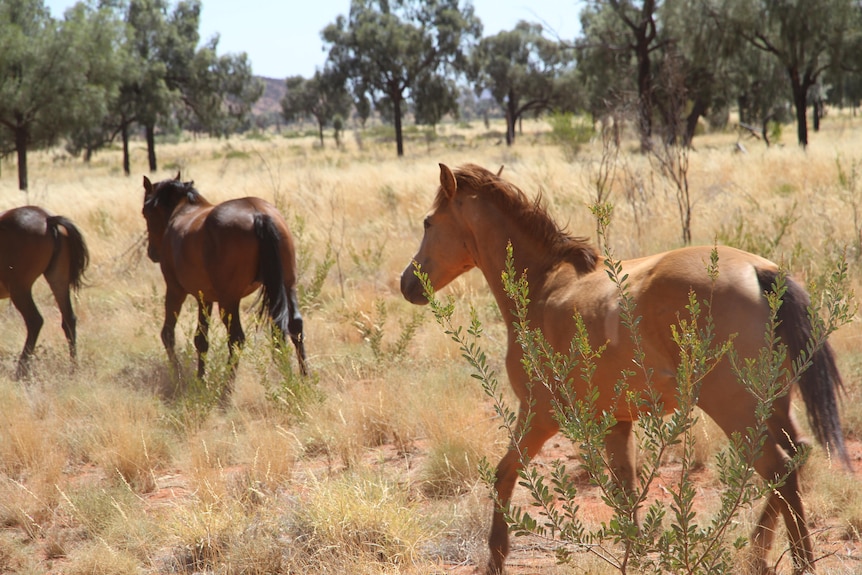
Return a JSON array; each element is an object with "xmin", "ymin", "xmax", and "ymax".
[
  {"xmin": 281, "ymin": 71, "xmax": 350, "ymax": 148},
  {"xmin": 258, "ymin": 335, "xmax": 323, "ymax": 420},
  {"xmin": 0, "ymin": 0, "xmax": 124, "ymax": 189},
  {"xmin": 322, "ymin": 0, "xmax": 481, "ymax": 156},
  {"xmin": 470, "ymin": 21, "xmax": 577, "ymax": 146},
  {"xmin": 290, "ymin": 215, "xmax": 336, "ymax": 311},
  {"xmin": 349, "ymin": 299, "xmax": 425, "ymax": 365},
  {"xmin": 547, "ymin": 112, "xmax": 595, "ymax": 161}
]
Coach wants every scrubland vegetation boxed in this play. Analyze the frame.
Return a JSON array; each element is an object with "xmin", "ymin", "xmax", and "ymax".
[{"xmin": 0, "ymin": 117, "xmax": 860, "ymax": 574}]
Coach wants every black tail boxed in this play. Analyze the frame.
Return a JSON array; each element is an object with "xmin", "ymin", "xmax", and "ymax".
[
  {"xmin": 757, "ymin": 268, "xmax": 850, "ymax": 468},
  {"xmin": 47, "ymin": 215, "xmax": 90, "ymax": 291},
  {"xmin": 254, "ymin": 214, "xmax": 307, "ymax": 375},
  {"xmin": 254, "ymin": 214, "xmax": 291, "ymax": 332}
]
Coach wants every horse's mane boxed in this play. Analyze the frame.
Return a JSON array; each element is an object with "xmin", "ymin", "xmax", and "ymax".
[
  {"xmin": 147, "ymin": 179, "xmax": 206, "ymax": 210},
  {"xmin": 443, "ymin": 164, "xmax": 599, "ymax": 275}
]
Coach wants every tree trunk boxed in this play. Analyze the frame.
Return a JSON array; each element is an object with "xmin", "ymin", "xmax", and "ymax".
[
  {"xmin": 813, "ymin": 99, "xmax": 822, "ymax": 132},
  {"xmin": 393, "ymin": 94, "xmax": 404, "ymax": 157},
  {"xmin": 636, "ymin": 48, "xmax": 653, "ymax": 153},
  {"xmin": 122, "ymin": 123, "xmax": 131, "ymax": 176},
  {"xmin": 317, "ymin": 119, "xmax": 325, "ymax": 147},
  {"xmin": 505, "ymin": 93, "xmax": 516, "ymax": 146},
  {"xmin": 15, "ymin": 118, "xmax": 28, "ymax": 191},
  {"xmin": 787, "ymin": 67, "xmax": 810, "ymax": 147},
  {"xmin": 682, "ymin": 94, "xmax": 709, "ymax": 147},
  {"xmin": 146, "ymin": 123, "xmax": 158, "ymax": 172}
]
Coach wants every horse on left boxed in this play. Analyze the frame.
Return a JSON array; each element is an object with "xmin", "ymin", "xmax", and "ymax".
[
  {"xmin": 141, "ymin": 174, "xmax": 307, "ymax": 400},
  {"xmin": 0, "ymin": 206, "xmax": 90, "ymax": 378}
]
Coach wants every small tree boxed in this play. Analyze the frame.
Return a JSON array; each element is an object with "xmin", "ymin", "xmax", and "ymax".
[
  {"xmin": 471, "ymin": 21, "xmax": 575, "ymax": 146},
  {"xmin": 281, "ymin": 70, "xmax": 350, "ymax": 147}
]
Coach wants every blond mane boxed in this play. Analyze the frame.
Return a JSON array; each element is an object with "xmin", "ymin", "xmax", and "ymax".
[{"xmin": 441, "ymin": 164, "xmax": 599, "ymax": 275}]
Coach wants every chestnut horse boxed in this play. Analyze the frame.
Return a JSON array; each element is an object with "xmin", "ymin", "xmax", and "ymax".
[
  {"xmin": 0, "ymin": 206, "xmax": 89, "ymax": 378},
  {"xmin": 400, "ymin": 164, "xmax": 848, "ymax": 575},
  {"xmin": 142, "ymin": 174, "xmax": 307, "ymax": 397}
]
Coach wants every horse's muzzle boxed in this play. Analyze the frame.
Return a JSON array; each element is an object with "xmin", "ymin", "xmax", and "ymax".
[{"xmin": 400, "ymin": 267, "xmax": 429, "ymax": 305}]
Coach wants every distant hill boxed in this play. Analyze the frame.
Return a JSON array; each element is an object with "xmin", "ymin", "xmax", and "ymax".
[{"xmin": 253, "ymin": 76, "xmax": 286, "ymax": 118}]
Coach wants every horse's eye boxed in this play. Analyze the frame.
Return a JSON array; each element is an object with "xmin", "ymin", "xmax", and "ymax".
[{"xmin": 423, "ymin": 217, "xmax": 431, "ymax": 230}]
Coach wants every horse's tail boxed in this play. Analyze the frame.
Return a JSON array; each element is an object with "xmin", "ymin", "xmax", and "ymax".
[
  {"xmin": 757, "ymin": 268, "xmax": 850, "ymax": 468},
  {"xmin": 253, "ymin": 213, "xmax": 292, "ymax": 334},
  {"xmin": 47, "ymin": 215, "xmax": 90, "ymax": 291}
]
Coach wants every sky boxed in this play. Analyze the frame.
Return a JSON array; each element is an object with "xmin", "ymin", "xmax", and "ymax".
[{"xmin": 43, "ymin": 0, "xmax": 584, "ymax": 79}]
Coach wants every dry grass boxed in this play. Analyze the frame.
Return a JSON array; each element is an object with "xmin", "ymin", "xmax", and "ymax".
[{"xmin": 0, "ymin": 116, "xmax": 859, "ymax": 573}]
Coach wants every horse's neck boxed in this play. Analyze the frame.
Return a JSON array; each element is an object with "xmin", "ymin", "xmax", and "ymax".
[{"xmin": 473, "ymin": 225, "xmax": 560, "ymax": 326}]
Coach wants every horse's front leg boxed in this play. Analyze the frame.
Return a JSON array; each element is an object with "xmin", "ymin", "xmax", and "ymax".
[
  {"xmin": 194, "ymin": 299, "xmax": 213, "ymax": 379},
  {"xmin": 487, "ymin": 404, "xmax": 558, "ymax": 575},
  {"xmin": 161, "ymin": 289, "xmax": 185, "ymax": 376}
]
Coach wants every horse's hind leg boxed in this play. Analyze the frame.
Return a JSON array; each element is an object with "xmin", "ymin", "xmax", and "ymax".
[
  {"xmin": 287, "ymin": 286, "xmax": 307, "ymax": 375},
  {"xmin": 10, "ymin": 288, "xmax": 44, "ymax": 379},
  {"xmin": 194, "ymin": 300, "xmax": 213, "ymax": 379},
  {"xmin": 712, "ymin": 407, "xmax": 813, "ymax": 574},
  {"xmin": 46, "ymin": 273, "xmax": 78, "ymax": 365},
  {"xmin": 606, "ymin": 420, "xmax": 636, "ymax": 490},
  {"xmin": 755, "ymin": 458, "xmax": 813, "ymax": 575},
  {"xmin": 219, "ymin": 301, "xmax": 245, "ymax": 404}
]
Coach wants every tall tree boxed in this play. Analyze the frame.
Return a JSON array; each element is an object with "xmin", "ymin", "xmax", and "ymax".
[
  {"xmin": 63, "ymin": 1, "xmax": 134, "ymax": 163},
  {"xmin": 413, "ymin": 72, "xmax": 459, "ymax": 130},
  {"xmin": 322, "ymin": 0, "xmax": 481, "ymax": 157},
  {"xmin": 471, "ymin": 21, "xmax": 574, "ymax": 146},
  {"xmin": 576, "ymin": 3, "xmax": 636, "ymax": 124},
  {"xmin": 0, "ymin": 0, "xmax": 120, "ymax": 190},
  {"xmin": 281, "ymin": 70, "xmax": 351, "ymax": 147},
  {"xmin": 711, "ymin": 0, "xmax": 855, "ymax": 147},
  {"xmin": 119, "ymin": 0, "xmax": 260, "ymax": 173}
]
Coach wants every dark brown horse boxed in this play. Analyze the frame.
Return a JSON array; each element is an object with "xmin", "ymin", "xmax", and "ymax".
[
  {"xmin": 401, "ymin": 163, "xmax": 849, "ymax": 575},
  {"xmin": 142, "ymin": 174, "xmax": 307, "ymax": 396},
  {"xmin": 0, "ymin": 206, "xmax": 89, "ymax": 378}
]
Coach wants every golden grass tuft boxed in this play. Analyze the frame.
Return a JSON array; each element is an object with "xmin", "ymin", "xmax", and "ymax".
[{"xmin": 286, "ymin": 470, "xmax": 430, "ymax": 568}]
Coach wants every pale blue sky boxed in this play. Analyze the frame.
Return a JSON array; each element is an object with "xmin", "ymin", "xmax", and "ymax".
[{"xmin": 43, "ymin": 0, "xmax": 583, "ymax": 79}]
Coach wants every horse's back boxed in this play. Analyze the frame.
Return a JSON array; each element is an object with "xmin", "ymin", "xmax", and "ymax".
[
  {"xmin": 0, "ymin": 207, "xmax": 56, "ymax": 293},
  {"xmin": 540, "ymin": 245, "xmax": 782, "ymax": 415},
  {"xmin": 170, "ymin": 197, "xmax": 295, "ymax": 302}
]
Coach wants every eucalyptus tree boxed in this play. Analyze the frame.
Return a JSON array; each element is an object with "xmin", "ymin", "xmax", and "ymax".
[
  {"xmin": 470, "ymin": 21, "xmax": 576, "ymax": 146},
  {"xmin": 657, "ymin": 0, "xmax": 739, "ymax": 145},
  {"xmin": 709, "ymin": 0, "xmax": 855, "ymax": 147},
  {"xmin": 587, "ymin": 0, "xmax": 664, "ymax": 152},
  {"xmin": 281, "ymin": 70, "xmax": 351, "ymax": 147},
  {"xmin": 64, "ymin": 1, "xmax": 136, "ymax": 164},
  {"xmin": 576, "ymin": 4, "xmax": 636, "ymax": 124},
  {"xmin": 119, "ymin": 0, "xmax": 259, "ymax": 173},
  {"xmin": 0, "ymin": 0, "xmax": 122, "ymax": 190},
  {"xmin": 322, "ymin": 0, "xmax": 482, "ymax": 157},
  {"xmin": 179, "ymin": 39, "xmax": 262, "ymax": 136},
  {"xmin": 413, "ymin": 72, "xmax": 459, "ymax": 130}
]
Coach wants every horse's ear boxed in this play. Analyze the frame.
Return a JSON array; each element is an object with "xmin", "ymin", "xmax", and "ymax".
[
  {"xmin": 143, "ymin": 175, "xmax": 154, "ymax": 196},
  {"xmin": 496, "ymin": 165, "xmax": 505, "ymax": 177},
  {"xmin": 439, "ymin": 163, "xmax": 457, "ymax": 199},
  {"xmin": 174, "ymin": 171, "xmax": 181, "ymax": 181}
]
